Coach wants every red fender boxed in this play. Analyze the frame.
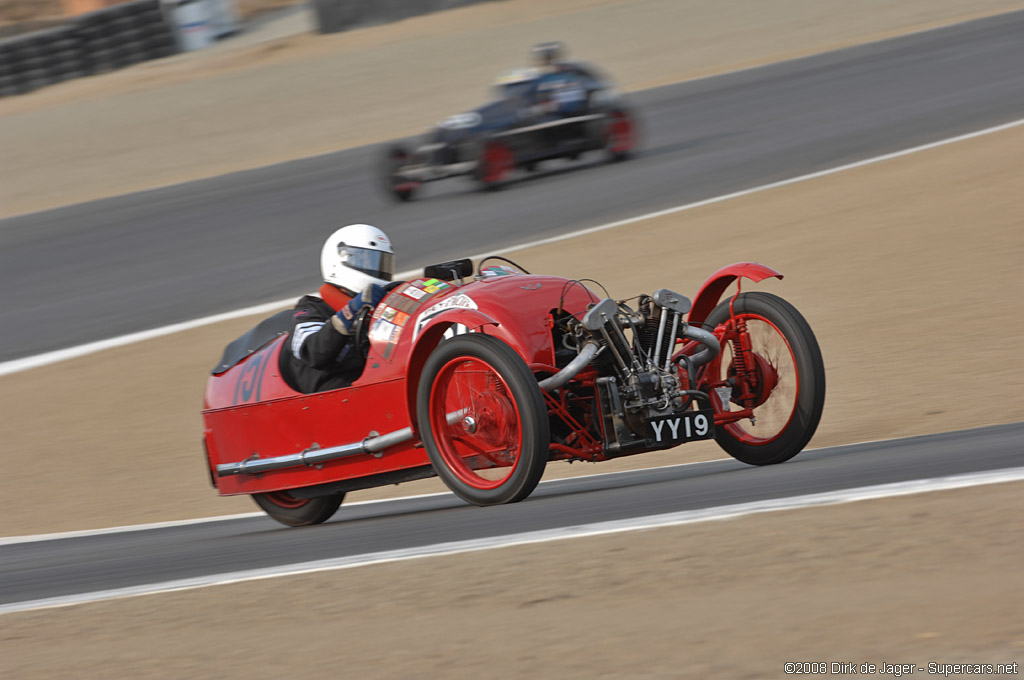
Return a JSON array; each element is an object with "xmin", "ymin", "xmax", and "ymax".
[{"xmin": 688, "ymin": 262, "xmax": 783, "ymax": 324}]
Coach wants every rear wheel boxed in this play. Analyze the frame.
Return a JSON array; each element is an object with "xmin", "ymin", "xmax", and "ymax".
[
  {"xmin": 381, "ymin": 144, "xmax": 418, "ymax": 201},
  {"xmin": 417, "ymin": 334, "xmax": 549, "ymax": 506},
  {"xmin": 703, "ymin": 292, "xmax": 825, "ymax": 465},
  {"xmin": 252, "ymin": 491, "xmax": 345, "ymax": 527}
]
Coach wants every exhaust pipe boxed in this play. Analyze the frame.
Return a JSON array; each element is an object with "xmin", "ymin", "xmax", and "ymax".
[
  {"xmin": 216, "ymin": 410, "xmax": 466, "ymax": 477},
  {"xmin": 538, "ymin": 341, "xmax": 600, "ymax": 392}
]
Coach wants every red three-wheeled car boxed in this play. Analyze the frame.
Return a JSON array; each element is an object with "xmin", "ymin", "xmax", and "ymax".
[{"xmin": 202, "ymin": 258, "xmax": 824, "ymax": 526}]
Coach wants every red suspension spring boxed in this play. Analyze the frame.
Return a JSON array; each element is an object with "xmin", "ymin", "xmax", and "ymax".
[{"xmin": 730, "ymin": 315, "xmax": 759, "ymax": 404}]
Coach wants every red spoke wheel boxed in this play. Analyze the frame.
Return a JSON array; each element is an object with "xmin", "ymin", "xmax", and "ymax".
[
  {"xmin": 475, "ymin": 140, "xmax": 515, "ymax": 191},
  {"xmin": 703, "ymin": 292, "xmax": 825, "ymax": 465},
  {"xmin": 417, "ymin": 334, "xmax": 549, "ymax": 506},
  {"xmin": 604, "ymin": 108, "xmax": 636, "ymax": 161},
  {"xmin": 251, "ymin": 490, "xmax": 345, "ymax": 527}
]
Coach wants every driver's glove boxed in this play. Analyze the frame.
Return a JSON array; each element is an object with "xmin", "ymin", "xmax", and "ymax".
[{"xmin": 334, "ymin": 284, "xmax": 388, "ymax": 335}]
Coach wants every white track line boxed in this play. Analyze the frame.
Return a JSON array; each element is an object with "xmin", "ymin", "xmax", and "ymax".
[
  {"xmin": 3, "ymin": 466, "xmax": 1022, "ymax": 615},
  {"xmin": 3, "ymin": 116, "xmax": 1023, "ymax": 378}
]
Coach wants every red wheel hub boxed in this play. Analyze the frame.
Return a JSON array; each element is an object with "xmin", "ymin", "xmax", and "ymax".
[
  {"xmin": 711, "ymin": 314, "xmax": 798, "ymax": 446},
  {"xmin": 481, "ymin": 143, "xmax": 514, "ymax": 184},
  {"xmin": 429, "ymin": 357, "xmax": 523, "ymax": 489},
  {"xmin": 607, "ymin": 112, "xmax": 634, "ymax": 154},
  {"xmin": 728, "ymin": 351, "xmax": 779, "ymax": 408}
]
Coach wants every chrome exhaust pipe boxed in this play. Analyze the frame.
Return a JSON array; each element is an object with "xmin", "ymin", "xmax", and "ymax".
[
  {"xmin": 538, "ymin": 341, "xmax": 600, "ymax": 392},
  {"xmin": 216, "ymin": 410, "xmax": 466, "ymax": 477}
]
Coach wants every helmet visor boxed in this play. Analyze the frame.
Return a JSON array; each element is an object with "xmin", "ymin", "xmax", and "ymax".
[{"xmin": 338, "ymin": 244, "xmax": 394, "ymax": 281}]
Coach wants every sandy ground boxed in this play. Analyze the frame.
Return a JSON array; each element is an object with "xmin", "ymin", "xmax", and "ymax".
[
  {"xmin": 3, "ymin": 482, "xmax": 1022, "ymax": 678},
  {"xmin": 2, "ymin": 0, "xmax": 1023, "ymax": 218},
  {"xmin": 2, "ymin": 118, "xmax": 1022, "ymax": 537}
]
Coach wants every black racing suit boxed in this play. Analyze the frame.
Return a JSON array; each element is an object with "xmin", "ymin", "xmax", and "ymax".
[{"xmin": 278, "ymin": 294, "xmax": 364, "ymax": 394}]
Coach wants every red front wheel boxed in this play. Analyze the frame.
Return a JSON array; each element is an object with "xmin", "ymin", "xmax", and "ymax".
[
  {"xmin": 475, "ymin": 140, "xmax": 515, "ymax": 191},
  {"xmin": 416, "ymin": 334, "xmax": 549, "ymax": 506},
  {"xmin": 703, "ymin": 292, "xmax": 825, "ymax": 465},
  {"xmin": 605, "ymin": 108, "xmax": 636, "ymax": 161}
]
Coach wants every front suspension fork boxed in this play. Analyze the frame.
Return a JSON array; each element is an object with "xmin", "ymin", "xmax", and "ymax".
[
  {"xmin": 704, "ymin": 291, "xmax": 759, "ymax": 419},
  {"xmin": 728, "ymin": 315, "xmax": 759, "ymax": 409}
]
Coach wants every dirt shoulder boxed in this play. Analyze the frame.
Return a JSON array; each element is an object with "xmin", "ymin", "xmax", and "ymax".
[
  {"xmin": 3, "ymin": 482, "xmax": 1021, "ymax": 678},
  {"xmin": 1, "ymin": 0, "xmax": 1022, "ymax": 217},
  {"xmin": 1, "ymin": 120, "xmax": 1021, "ymax": 537}
]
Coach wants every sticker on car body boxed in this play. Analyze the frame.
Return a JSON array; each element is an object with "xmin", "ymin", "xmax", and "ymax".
[{"xmin": 412, "ymin": 293, "xmax": 478, "ymax": 341}]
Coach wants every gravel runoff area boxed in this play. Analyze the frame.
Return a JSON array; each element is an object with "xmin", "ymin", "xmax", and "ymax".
[{"xmin": 1, "ymin": 0, "xmax": 1022, "ymax": 217}]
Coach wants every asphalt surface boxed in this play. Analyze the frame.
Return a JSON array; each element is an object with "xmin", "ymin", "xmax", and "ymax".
[
  {"xmin": 1, "ymin": 422, "xmax": 1021, "ymax": 608},
  {"xmin": 2, "ymin": 12, "xmax": 1024, "ymax": 363}
]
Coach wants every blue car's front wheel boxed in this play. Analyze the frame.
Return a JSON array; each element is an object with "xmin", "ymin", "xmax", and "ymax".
[
  {"xmin": 604, "ymin": 108, "xmax": 637, "ymax": 162},
  {"xmin": 474, "ymin": 140, "xmax": 515, "ymax": 191}
]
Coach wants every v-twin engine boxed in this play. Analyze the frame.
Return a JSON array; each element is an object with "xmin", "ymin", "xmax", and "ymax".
[{"xmin": 571, "ymin": 289, "xmax": 721, "ymax": 455}]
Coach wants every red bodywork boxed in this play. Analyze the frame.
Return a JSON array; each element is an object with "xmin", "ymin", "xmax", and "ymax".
[
  {"xmin": 203, "ymin": 273, "xmax": 598, "ymax": 496},
  {"xmin": 202, "ymin": 263, "xmax": 781, "ymax": 497}
]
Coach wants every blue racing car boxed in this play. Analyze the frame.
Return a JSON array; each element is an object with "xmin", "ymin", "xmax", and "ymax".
[{"xmin": 380, "ymin": 43, "xmax": 638, "ymax": 201}]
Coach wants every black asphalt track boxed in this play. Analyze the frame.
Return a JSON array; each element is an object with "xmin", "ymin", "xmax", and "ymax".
[{"xmin": 1, "ymin": 423, "xmax": 1021, "ymax": 609}]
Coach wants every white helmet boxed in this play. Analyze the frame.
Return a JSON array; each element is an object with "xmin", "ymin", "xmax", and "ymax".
[{"xmin": 320, "ymin": 224, "xmax": 395, "ymax": 295}]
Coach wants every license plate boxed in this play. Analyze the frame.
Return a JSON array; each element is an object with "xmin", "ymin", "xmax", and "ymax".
[{"xmin": 645, "ymin": 409, "xmax": 716, "ymax": 446}]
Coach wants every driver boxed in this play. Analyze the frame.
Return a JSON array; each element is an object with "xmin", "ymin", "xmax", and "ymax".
[
  {"xmin": 279, "ymin": 224, "xmax": 394, "ymax": 394},
  {"xmin": 529, "ymin": 41, "xmax": 587, "ymax": 117}
]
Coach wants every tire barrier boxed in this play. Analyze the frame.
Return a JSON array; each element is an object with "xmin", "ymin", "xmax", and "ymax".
[
  {"xmin": 312, "ymin": 0, "xmax": 499, "ymax": 34},
  {"xmin": 0, "ymin": 0, "xmax": 179, "ymax": 99}
]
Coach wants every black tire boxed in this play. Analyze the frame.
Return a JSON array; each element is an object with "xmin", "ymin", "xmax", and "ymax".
[
  {"xmin": 150, "ymin": 42, "xmax": 178, "ymax": 58},
  {"xmin": 20, "ymin": 56, "xmax": 47, "ymax": 70},
  {"xmin": 109, "ymin": 2, "xmax": 143, "ymax": 19},
  {"xmin": 143, "ymin": 29, "xmax": 175, "ymax": 49},
  {"xmin": 110, "ymin": 17, "xmax": 138, "ymax": 35},
  {"xmin": 54, "ymin": 47, "xmax": 84, "ymax": 62},
  {"xmin": 252, "ymin": 491, "xmax": 345, "ymax": 527},
  {"xmin": 380, "ymin": 144, "xmax": 417, "ymax": 201},
  {"xmin": 703, "ymin": 292, "xmax": 825, "ymax": 465},
  {"xmin": 24, "ymin": 68, "xmax": 53, "ymax": 86},
  {"xmin": 88, "ymin": 46, "xmax": 115, "ymax": 60},
  {"xmin": 417, "ymin": 334, "xmax": 549, "ymax": 506},
  {"xmin": 120, "ymin": 47, "xmax": 149, "ymax": 66},
  {"xmin": 134, "ymin": 9, "xmax": 165, "ymax": 27}
]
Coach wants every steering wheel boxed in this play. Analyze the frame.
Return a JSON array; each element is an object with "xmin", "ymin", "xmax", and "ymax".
[{"xmin": 350, "ymin": 305, "xmax": 373, "ymax": 360}]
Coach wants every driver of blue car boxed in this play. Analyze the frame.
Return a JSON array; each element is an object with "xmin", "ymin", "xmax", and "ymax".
[
  {"xmin": 279, "ymin": 223, "xmax": 394, "ymax": 394},
  {"xmin": 529, "ymin": 41, "xmax": 588, "ymax": 117}
]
